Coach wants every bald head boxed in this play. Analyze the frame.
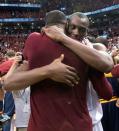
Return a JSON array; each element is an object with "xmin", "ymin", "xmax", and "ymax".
[
  {"xmin": 69, "ymin": 12, "xmax": 89, "ymax": 29},
  {"xmin": 67, "ymin": 12, "xmax": 89, "ymax": 40}
]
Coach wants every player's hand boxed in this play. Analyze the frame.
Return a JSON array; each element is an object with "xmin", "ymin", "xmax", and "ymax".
[
  {"xmin": 42, "ymin": 26, "xmax": 66, "ymax": 41},
  {"xmin": 48, "ymin": 54, "xmax": 80, "ymax": 87}
]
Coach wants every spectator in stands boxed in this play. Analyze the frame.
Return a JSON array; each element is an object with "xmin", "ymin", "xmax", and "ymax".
[
  {"xmin": 5, "ymin": 52, "xmax": 30, "ymax": 131},
  {"xmin": 0, "ymin": 50, "xmax": 15, "ymax": 131}
]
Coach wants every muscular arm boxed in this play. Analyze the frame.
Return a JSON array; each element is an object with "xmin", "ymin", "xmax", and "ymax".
[
  {"xmin": 4, "ymin": 63, "xmax": 52, "ymax": 91},
  {"xmin": 60, "ymin": 35, "xmax": 113, "ymax": 73},
  {"xmin": 3, "ymin": 55, "xmax": 79, "ymax": 91},
  {"xmin": 43, "ymin": 26, "xmax": 114, "ymax": 73}
]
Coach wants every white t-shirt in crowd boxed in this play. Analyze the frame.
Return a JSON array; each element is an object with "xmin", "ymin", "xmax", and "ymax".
[{"xmin": 13, "ymin": 87, "xmax": 31, "ymax": 128}]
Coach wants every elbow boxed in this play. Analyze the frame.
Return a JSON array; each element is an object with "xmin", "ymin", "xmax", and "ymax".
[
  {"xmin": 98, "ymin": 56, "xmax": 114, "ymax": 73},
  {"xmin": 94, "ymin": 60, "xmax": 114, "ymax": 73},
  {"xmin": 102, "ymin": 61, "xmax": 114, "ymax": 73},
  {"xmin": 105, "ymin": 62, "xmax": 114, "ymax": 73},
  {"xmin": 105, "ymin": 57, "xmax": 114, "ymax": 73}
]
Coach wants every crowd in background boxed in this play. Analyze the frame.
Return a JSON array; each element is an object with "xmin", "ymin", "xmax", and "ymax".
[
  {"xmin": 0, "ymin": 0, "xmax": 119, "ymax": 14},
  {"xmin": 0, "ymin": 35, "xmax": 26, "ymax": 63},
  {"xmin": 0, "ymin": 10, "xmax": 40, "ymax": 19},
  {"xmin": 0, "ymin": 25, "xmax": 118, "ymax": 63},
  {"xmin": 0, "ymin": 0, "xmax": 40, "ymax": 4}
]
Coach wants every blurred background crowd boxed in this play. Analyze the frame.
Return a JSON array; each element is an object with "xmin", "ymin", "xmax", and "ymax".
[{"xmin": 0, "ymin": 0, "xmax": 119, "ymax": 63}]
